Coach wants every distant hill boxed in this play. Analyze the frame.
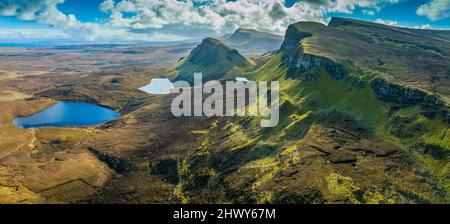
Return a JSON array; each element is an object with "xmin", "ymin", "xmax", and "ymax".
[
  {"xmin": 174, "ymin": 37, "xmax": 254, "ymax": 83},
  {"xmin": 224, "ymin": 28, "xmax": 284, "ymax": 56}
]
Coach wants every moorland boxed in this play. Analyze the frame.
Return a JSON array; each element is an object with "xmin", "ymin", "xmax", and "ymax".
[{"xmin": 0, "ymin": 18, "xmax": 449, "ymax": 204}]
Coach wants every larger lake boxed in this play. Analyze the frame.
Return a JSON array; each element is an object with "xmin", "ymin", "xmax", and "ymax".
[{"xmin": 13, "ymin": 102, "xmax": 121, "ymax": 128}]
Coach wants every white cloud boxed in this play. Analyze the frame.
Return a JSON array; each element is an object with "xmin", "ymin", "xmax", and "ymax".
[
  {"xmin": 99, "ymin": 0, "xmax": 114, "ymax": 12},
  {"xmin": 0, "ymin": 0, "xmax": 404, "ymax": 42},
  {"xmin": 375, "ymin": 18, "xmax": 398, "ymax": 26},
  {"xmin": 0, "ymin": 0, "xmax": 180, "ymax": 42},
  {"xmin": 0, "ymin": 0, "xmax": 61, "ymax": 20},
  {"xmin": 413, "ymin": 24, "xmax": 433, "ymax": 29},
  {"xmin": 0, "ymin": 28, "xmax": 69, "ymax": 40},
  {"xmin": 327, "ymin": 0, "xmax": 401, "ymax": 13},
  {"xmin": 362, "ymin": 9, "xmax": 376, "ymax": 16},
  {"xmin": 417, "ymin": 0, "xmax": 450, "ymax": 21},
  {"xmin": 374, "ymin": 19, "xmax": 434, "ymax": 30},
  {"xmin": 101, "ymin": 0, "xmax": 402, "ymax": 36}
]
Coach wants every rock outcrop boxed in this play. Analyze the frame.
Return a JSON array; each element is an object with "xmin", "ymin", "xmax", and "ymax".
[
  {"xmin": 280, "ymin": 23, "xmax": 312, "ymax": 51},
  {"xmin": 280, "ymin": 23, "xmax": 346, "ymax": 80},
  {"xmin": 280, "ymin": 21, "xmax": 447, "ymax": 109},
  {"xmin": 371, "ymin": 78, "xmax": 445, "ymax": 107},
  {"xmin": 284, "ymin": 53, "xmax": 347, "ymax": 80}
]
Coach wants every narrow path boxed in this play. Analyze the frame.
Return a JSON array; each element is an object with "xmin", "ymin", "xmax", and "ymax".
[
  {"xmin": 0, "ymin": 128, "xmax": 36, "ymax": 160},
  {"xmin": 27, "ymin": 128, "xmax": 37, "ymax": 149}
]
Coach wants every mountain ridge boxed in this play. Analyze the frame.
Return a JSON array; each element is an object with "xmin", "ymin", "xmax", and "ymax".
[
  {"xmin": 224, "ymin": 28, "xmax": 284, "ymax": 56},
  {"xmin": 281, "ymin": 17, "xmax": 450, "ymax": 102},
  {"xmin": 174, "ymin": 37, "xmax": 254, "ymax": 83}
]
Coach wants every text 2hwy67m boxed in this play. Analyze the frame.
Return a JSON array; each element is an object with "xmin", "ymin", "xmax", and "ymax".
[{"xmin": 173, "ymin": 208, "xmax": 276, "ymax": 222}]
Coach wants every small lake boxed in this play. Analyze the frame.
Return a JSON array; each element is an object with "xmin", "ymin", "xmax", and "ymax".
[
  {"xmin": 139, "ymin": 78, "xmax": 174, "ymax": 94},
  {"xmin": 13, "ymin": 102, "xmax": 121, "ymax": 128},
  {"xmin": 235, "ymin": 77, "xmax": 250, "ymax": 82}
]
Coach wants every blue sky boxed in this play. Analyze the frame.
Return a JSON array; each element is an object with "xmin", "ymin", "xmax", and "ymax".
[{"xmin": 0, "ymin": 0, "xmax": 449, "ymax": 43}]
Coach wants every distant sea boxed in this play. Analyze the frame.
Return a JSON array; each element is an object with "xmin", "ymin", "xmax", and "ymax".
[
  {"xmin": 0, "ymin": 41, "xmax": 93, "ymax": 47},
  {"xmin": 0, "ymin": 42, "xmax": 60, "ymax": 47},
  {"xmin": 0, "ymin": 40, "xmax": 193, "ymax": 48}
]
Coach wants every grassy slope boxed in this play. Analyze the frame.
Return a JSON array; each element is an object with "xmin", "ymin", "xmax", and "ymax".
[
  {"xmin": 251, "ymin": 46, "xmax": 449, "ymax": 195},
  {"xmin": 3, "ymin": 19, "xmax": 447, "ymax": 204},
  {"xmin": 174, "ymin": 38, "xmax": 255, "ymax": 83},
  {"xmin": 299, "ymin": 18, "xmax": 450, "ymax": 101},
  {"xmin": 177, "ymin": 24, "xmax": 449, "ymax": 202}
]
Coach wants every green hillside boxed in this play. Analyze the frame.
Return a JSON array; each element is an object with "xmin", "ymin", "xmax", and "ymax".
[
  {"xmin": 174, "ymin": 18, "xmax": 450, "ymax": 203},
  {"xmin": 174, "ymin": 37, "xmax": 255, "ymax": 84},
  {"xmin": 290, "ymin": 17, "xmax": 450, "ymax": 101}
]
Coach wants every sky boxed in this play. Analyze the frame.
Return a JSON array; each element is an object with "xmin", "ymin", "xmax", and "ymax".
[{"xmin": 0, "ymin": 0, "xmax": 449, "ymax": 43}]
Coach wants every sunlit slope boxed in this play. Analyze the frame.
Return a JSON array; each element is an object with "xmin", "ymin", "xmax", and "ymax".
[
  {"xmin": 250, "ymin": 18, "xmax": 449, "ymax": 150},
  {"xmin": 174, "ymin": 38, "xmax": 255, "ymax": 83},
  {"xmin": 246, "ymin": 19, "xmax": 450, "ymax": 197},
  {"xmin": 288, "ymin": 17, "xmax": 450, "ymax": 101},
  {"xmin": 175, "ymin": 19, "xmax": 450, "ymax": 203}
]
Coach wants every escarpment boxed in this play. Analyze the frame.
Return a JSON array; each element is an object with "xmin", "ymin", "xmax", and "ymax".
[
  {"xmin": 371, "ymin": 78, "xmax": 446, "ymax": 107},
  {"xmin": 280, "ymin": 23, "xmax": 347, "ymax": 81},
  {"xmin": 280, "ymin": 21, "xmax": 448, "ymax": 108}
]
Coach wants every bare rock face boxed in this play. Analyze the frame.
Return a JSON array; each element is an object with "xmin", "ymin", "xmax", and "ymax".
[
  {"xmin": 280, "ymin": 23, "xmax": 347, "ymax": 81},
  {"xmin": 280, "ymin": 23, "xmax": 312, "ymax": 51},
  {"xmin": 371, "ymin": 78, "xmax": 445, "ymax": 107},
  {"xmin": 280, "ymin": 21, "xmax": 447, "ymax": 110},
  {"xmin": 285, "ymin": 53, "xmax": 347, "ymax": 80}
]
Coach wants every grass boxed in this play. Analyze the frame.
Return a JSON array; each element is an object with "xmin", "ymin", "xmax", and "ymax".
[
  {"xmin": 325, "ymin": 173, "xmax": 360, "ymax": 203},
  {"xmin": 251, "ymin": 52, "xmax": 390, "ymax": 133},
  {"xmin": 237, "ymin": 48, "xmax": 450, "ymax": 201},
  {"xmin": 174, "ymin": 38, "xmax": 255, "ymax": 83},
  {"xmin": 11, "ymin": 18, "xmax": 443, "ymax": 204},
  {"xmin": 299, "ymin": 18, "xmax": 450, "ymax": 99}
]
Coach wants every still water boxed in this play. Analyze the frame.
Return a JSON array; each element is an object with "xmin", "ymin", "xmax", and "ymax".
[
  {"xmin": 13, "ymin": 102, "xmax": 120, "ymax": 128},
  {"xmin": 139, "ymin": 78, "xmax": 174, "ymax": 94}
]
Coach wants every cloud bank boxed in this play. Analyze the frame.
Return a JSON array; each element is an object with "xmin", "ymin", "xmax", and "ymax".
[
  {"xmin": 417, "ymin": 0, "xmax": 450, "ymax": 21},
  {"xmin": 0, "ymin": 0, "xmax": 409, "ymax": 42}
]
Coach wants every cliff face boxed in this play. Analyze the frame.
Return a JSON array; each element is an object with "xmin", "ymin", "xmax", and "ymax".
[
  {"xmin": 371, "ymin": 78, "xmax": 445, "ymax": 107},
  {"xmin": 280, "ymin": 21, "xmax": 447, "ymax": 108},
  {"xmin": 280, "ymin": 23, "xmax": 312, "ymax": 51},
  {"xmin": 280, "ymin": 23, "xmax": 346, "ymax": 81},
  {"xmin": 164, "ymin": 18, "xmax": 450, "ymax": 204},
  {"xmin": 284, "ymin": 52, "xmax": 347, "ymax": 80}
]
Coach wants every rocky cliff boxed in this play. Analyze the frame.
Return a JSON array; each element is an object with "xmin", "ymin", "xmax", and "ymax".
[
  {"xmin": 280, "ymin": 23, "xmax": 347, "ymax": 81},
  {"xmin": 280, "ymin": 21, "xmax": 447, "ymax": 108},
  {"xmin": 371, "ymin": 78, "xmax": 445, "ymax": 107}
]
